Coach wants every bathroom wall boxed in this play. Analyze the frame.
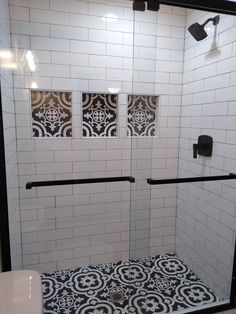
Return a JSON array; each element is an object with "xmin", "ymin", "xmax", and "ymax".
[
  {"xmin": 10, "ymin": 0, "xmax": 184, "ymax": 272},
  {"xmin": 176, "ymin": 9, "xmax": 236, "ymax": 299},
  {"xmin": 0, "ymin": 0, "xmax": 22, "ymax": 269}
]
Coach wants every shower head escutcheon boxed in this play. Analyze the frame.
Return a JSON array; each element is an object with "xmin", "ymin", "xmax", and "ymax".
[{"xmin": 188, "ymin": 15, "xmax": 220, "ymax": 41}]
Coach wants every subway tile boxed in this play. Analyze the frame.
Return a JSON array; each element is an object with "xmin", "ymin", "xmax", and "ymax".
[
  {"xmin": 38, "ymin": 206, "xmax": 73, "ymax": 219},
  {"xmin": 11, "ymin": 21, "xmax": 50, "ymax": 36},
  {"xmin": 71, "ymin": 66, "xmax": 105, "ymax": 80},
  {"xmin": 55, "ymin": 151, "xmax": 89, "ymax": 162},
  {"xmin": 50, "ymin": 0, "xmax": 88, "ymax": 14},
  {"xmin": 73, "ymin": 224, "xmax": 105, "ymax": 237},
  {"xmin": 107, "ymin": 43, "xmax": 133, "ymax": 57},
  {"xmin": 70, "ymin": 40, "xmax": 106, "ymax": 55},
  {"xmin": 88, "ymin": 3, "xmax": 124, "ymax": 19},
  {"xmin": 10, "ymin": 0, "xmax": 49, "ymax": 9},
  {"xmin": 21, "ymin": 219, "xmax": 55, "ymax": 232},
  {"xmin": 36, "ymin": 185, "xmax": 72, "ymax": 197},
  {"xmin": 89, "ymin": 55, "xmax": 123, "ymax": 69},
  {"xmin": 52, "ymin": 51, "xmax": 88, "ymax": 66},
  {"xmin": 20, "ymin": 197, "xmax": 55, "ymax": 210},
  {"xmin": 89, "ymin": 29, "xmax": 123, "ymax": 44},
  {"xmin": 56, "ymin": 215, "xmax": 89, "ymax": 228},
  {"xmin": 38, "ymin": 228, "xmax": 72, "ymax": 242},
  {"xmin": 10, "ymin": 6, "xmax": 29, "ymax": 21},
  {"xmin": 52, "ymin": 78, "xmax": 88, "ymax": 91},
  {"xmin": 107, "ymin": 18, "xmax": 133, "ymax": 33},
  {"xmin": 36, "ymin": 162, "xmax": 72, "ymax": 174},
  {"xmin": 31, "ymin": 36, "xmax": 69, "ymax": 51},
  {"xmin": 18, "ymin": 151, "xmax": 54, "ymax": 163},
  {"xmin": 39, "ymin": 249, "xmax": 73, "ymax": 263},
  {"xmin": 70, "ymin": 13, "xmax": 106, "ymax": 29},
  {"xmin": 30, "ymin": 8, "xmax": 69, "ymax": 25},
  {"xmin": 51, "ymin": 25, "xmax": 88, "ymax": 40},
  {"xmin": 56, "ymin": 194, "xmax": 89, "ymax": 207}
]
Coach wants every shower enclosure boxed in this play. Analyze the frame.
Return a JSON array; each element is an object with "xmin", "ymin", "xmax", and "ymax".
[{"xmin": 1, "ymin": 0, "xmax": 236, "ymax": 313}]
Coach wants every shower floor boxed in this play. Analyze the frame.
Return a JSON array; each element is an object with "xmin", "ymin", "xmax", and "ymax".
[{"xmin": 41, "ymin": 254, "xmax": 219, "ymax": 314}]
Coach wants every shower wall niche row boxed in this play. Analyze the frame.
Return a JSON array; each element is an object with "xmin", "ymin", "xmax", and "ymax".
[
  {"xmin": 0, "ymin": 0, "xmax": 236, "ymax": 313},
  {"xmin": 30, "ymin": 91, "xmax": 159, "ymax": 138}
]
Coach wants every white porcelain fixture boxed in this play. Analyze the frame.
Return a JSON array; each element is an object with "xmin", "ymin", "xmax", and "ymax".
[{"xmin": 0, "ymin": 270, "xmax": 43, "ymax": 314}]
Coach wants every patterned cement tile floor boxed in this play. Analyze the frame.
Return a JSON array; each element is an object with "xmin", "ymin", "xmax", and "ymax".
[{"xmin": 41, "ymin": 254, "xmax": 219, "ymax": 314}]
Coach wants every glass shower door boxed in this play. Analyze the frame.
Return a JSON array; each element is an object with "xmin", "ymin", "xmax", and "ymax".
[
  {"xmin": 128, "ymin": 5, "xmax": 159, "ymax": 313},
  {"xmin": 129, "ymin": 2, "xmax": 236, "ymax": 314},
  {"xmin": 129, "ymin": 4, "xmax": 158, "ymax": 262}
]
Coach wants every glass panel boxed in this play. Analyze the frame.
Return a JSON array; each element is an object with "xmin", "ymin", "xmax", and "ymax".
[
  {"xmin": 176, "ymin": 6, "xmax": 236, "ymax": 311},
  {"xmin": 129, "ymin": 6, "xmax": 158, "ymax": 261},
  {"xmin": 176, "ymin": 179, "xmax": 236, "ymax": 310},
  {"xmin": 129, "ymin": 2, "xmax": 236, "ymax": 314}
]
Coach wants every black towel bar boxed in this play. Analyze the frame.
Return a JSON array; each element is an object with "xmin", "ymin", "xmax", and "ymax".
[
  {"xmin": 147, "ymin": 173, "xmax": 236, "ymax": 185},
  {"xmin": 26, "ymin": 176, "xmax": 135, "ymax": 189}
]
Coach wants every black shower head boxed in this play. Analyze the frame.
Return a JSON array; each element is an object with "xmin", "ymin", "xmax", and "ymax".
[
  {"xmin": 188, "ymin": 23, "xmax": 208, "ymax": 41},
  {"xmin": 188, "ymin": 15, "xmax": 220, "ymax": 41}
]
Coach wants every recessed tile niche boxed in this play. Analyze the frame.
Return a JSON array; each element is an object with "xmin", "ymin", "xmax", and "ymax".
[
  {"xmin": 82, "ymin": 93, "xmax": 118, "ymax": 137},
  {"xmin": 31, "ymin": 90, "xmax": 72, "ymax": 138},
  {"xmin": 127, "ymin": 95, "xmax": 159, "ymax": 137}
]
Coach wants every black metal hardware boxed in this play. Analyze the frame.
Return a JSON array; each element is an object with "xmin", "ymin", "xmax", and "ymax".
[
  {"xmin": 193, "ymin": 135, "xmax": 213, "ymax": 159},
  {"xmin": 133, "ymin": 0, "xmax": 146, "ymax": 11},
  {"xmin": 147, "ymin": 0, "xmax": 160, "ymax": 11},
  {"xmin": 133, "ymin": 0, "xmax": 159, "ymax": 11},
  {"xmin": 159, "ymin": 0, "xmax": 236, "ymax": 16},
  {"xmin": 0, "ymin": 83, "xmax": 12, "ymax": 271},
  {"xmin": 147, "ymin": 173, "xmax": 236, "ymax": 185},
  {"xmin": 132, "ymin": 0, "xmax": 236, "ymax": 15},
  {"xmin": 193, "ymin": 143, "xmax": 198, "ymax": 159},
  {"xmin": 230, "ymin": 241, "xmax": 236, "ymax": 306},
  {"xmin": 26, "ymin": 176, "xmax": 135, "ymax": 189}
]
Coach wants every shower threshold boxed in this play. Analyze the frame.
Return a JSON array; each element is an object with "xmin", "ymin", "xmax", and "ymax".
[{"xmin": 41, "ymin": 254, "xmax": 221, "ymax": 314}]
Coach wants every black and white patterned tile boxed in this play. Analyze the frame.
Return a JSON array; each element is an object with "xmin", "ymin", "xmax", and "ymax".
[
  {"xmin": 31, "ymin": 90, "xmax": 72, "ymax": 137},
  {"xmin": 82, "ymin": 93, "xmax": 117, "ymax": 137},
  {"xmin": 127, "ymin": 95, "xmax": 159, "ymax": 137},
  {"xmin": 41, "ymin": 254, "xmax": 219, "ymax": 314}
]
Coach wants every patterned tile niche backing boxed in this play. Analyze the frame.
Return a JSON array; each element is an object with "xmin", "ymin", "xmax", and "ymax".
[
  {"xmin": 82, "ymin": 93, "xmax": 117, "ymax": 137},
  {"xmin": 31, "ymin": 90, "xmax": 72, "ymax": 137},
  {"xmin": 128, "ymin": 95, "xmax": 159, "ymax": 137}
]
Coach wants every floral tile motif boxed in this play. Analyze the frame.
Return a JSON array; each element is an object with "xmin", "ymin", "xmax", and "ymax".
[
  {"xmin": 82, "ymin": 93, "xmax": 117, "ymax": 137},
  {"xmin": 31, "ymin": 90, "xmax": 72, "ymax": 137},
  {"xmin": 127, "ymin": 95, "xmax": 159, "ymax": 137},
  {"xmin": 42, "ymin": 254, "xmax": 219, "ymax": 314}
]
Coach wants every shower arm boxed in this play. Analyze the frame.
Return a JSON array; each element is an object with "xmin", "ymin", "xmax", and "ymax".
[{"xmin": 202, "ymin": 15, "xmax": 220, "ymax": 27}]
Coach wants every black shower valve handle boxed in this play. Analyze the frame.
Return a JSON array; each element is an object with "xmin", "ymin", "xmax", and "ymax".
[
  {"xmin": 192, "ymin": 142, "xmax": 208, "ymax": 158},
  {"xmin": 193, "ymin": 135, "xmax": 213, "ymax": 159},
  {"xmin": 193, "ymin": 143, "xmax": 198, "ymax": 159}
]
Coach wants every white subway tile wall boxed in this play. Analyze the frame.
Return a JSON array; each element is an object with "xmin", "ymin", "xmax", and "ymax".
[
  {"xmin": 176, "ymin": 10, "xmax": 236, "ymax": 300},
  {"xmin": 9, "ymin": 0, "xmax": 185, "ymax": 271},
  {"xmin": 0, "ymin": 0, "xmax": 22, "ymax": 268}
]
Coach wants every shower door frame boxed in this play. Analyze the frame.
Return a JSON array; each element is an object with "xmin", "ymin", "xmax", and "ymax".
[
  {"xmin": 0, "ymin": 83, "xmax": 12, "ymax": 272},
  {"xmin": 160, "ymin": 0, "xmax": 236, "ymax": 15},
  {"xmin": 0, "ymin": 1, "xmax": 234, "ymax": 314}
]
